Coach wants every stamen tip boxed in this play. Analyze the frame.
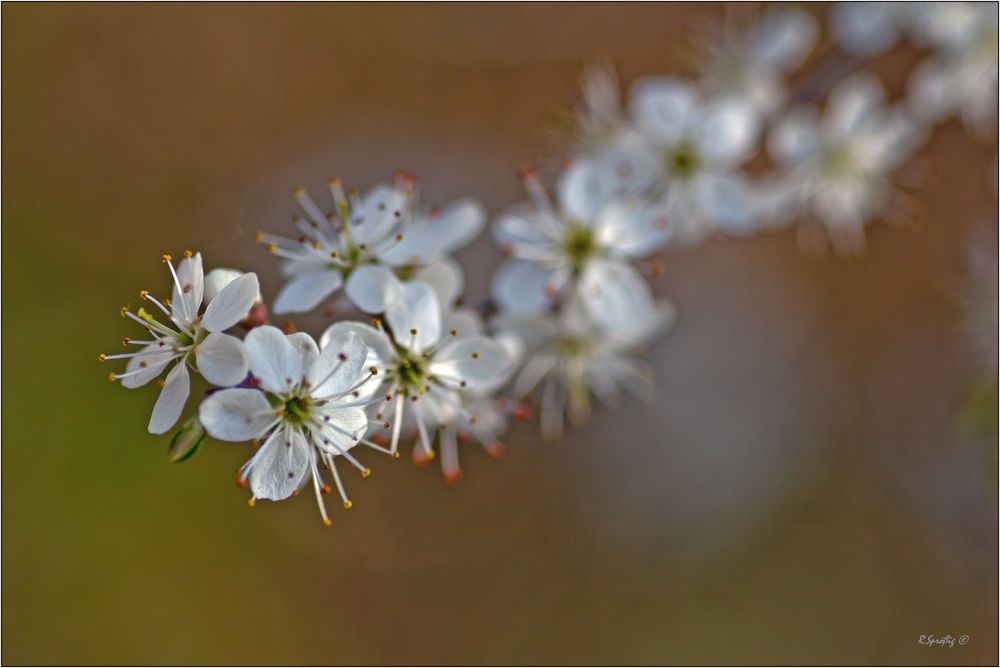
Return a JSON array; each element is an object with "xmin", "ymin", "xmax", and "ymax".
[
  {"xmin": 161, "ymin": 254, "xmax": 172, "ymax": 263},
  {"xmin": 342, "ymin": 500, "xmax": 353, "ymax": 509},
  {"xmin": 362, "ymin": 468, "xmax": 372, "ymax": 478},
  {"xmin": 98, "ymin": 353, "xmax": 107, "ymax": 362},
  {"xmin": 323, "ymin": 517, "xmax": 332, "ymax": 526},
  {"xmin": 247, "ymin": 498, "xmax": 256, "ymax": 507}
]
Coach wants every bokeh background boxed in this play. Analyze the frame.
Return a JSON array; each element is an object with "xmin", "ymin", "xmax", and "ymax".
[{"xmin": 3, "ymin": 3, "xmax": 997, "ymax": 665}]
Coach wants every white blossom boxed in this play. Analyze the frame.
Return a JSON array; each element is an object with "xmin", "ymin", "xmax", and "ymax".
[
  {"xmin": 103, "ymin": 252, "xmax": 259, "ymax": 434},
  {"xmin": 496, "ymin": 295, "xmax": 673, "ymax": 442},
  {"xmin": 259, "ymin": 173, "xmax": 485, "ymax": 315},
  {"xmin": 492, "ymin": 161, "xmax": 668, "ymax": 330},
  {"xmin": 321, "ymin": 267, "xmax": 515, "ymax": 462},
  {"xmin": 767, "ymin": 73, "xmax": 926, "ymax": 254},
  {"xmin": 199, "ymin": 326, "xmax": 384, "ymax": 524}
]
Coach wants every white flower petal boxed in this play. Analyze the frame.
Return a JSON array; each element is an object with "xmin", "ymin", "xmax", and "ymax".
[
  {"xmin": 491, "ymin": 259, "xmax": 557, "ymax": 316},
  {"xmin": 196, "ymin": 332, "xmax": 248, "ymax": 386},
  {"xmin": 442, "ymin": 307, "xmax": 484, "ymax": 340},
  {"xmin": 344, "ymin": 265, "xmax": 401, "ymax": 314},
  {"xmin": 272, "ymin": 270, "xmax": 342, "ymax": 316},
  {"xmin": 696, "ymin": 172, "xmax": 757, "ymax": 233},
  {"xmin": 492, "ymin": 206, "xmax": 556, "ymax": 257},
  {"xmin": 413, "ymin": 259, "xmax": 464, "ymax": 309},
  {"xmin": 577, "ymin": 260, "xmax": 655, "ymax": 333},
  {"xmin": 830, "ymin": 2, "xmax": 902, "ymax": 57},
  {"xmin": 320, "ymin": 321, "xmax": 394, "ymax": 368},
  {"xmin": 379, "ymin": 198, "xmax": 485, "ymax": 265},
  {"xmin": 385, "ymin": 280, "xmax": 442, "ymax": 353},
  {"xmin": 430, "ymin": 337, "xmax": 513, "ymax": 390},
  {"xmin": 751, "ymin": 7, "xmax": 818, "ymax": 70},
  {"xmin": 556, "ymin": 159, "xmax": 619, "ymax": 224},
  {"xmin": 121, "ymin": 340, "xmax": 178, "ymax": 389},
  {"xmin": 308, "ymin": 330, "xmax": 368, "ymax": 399},
  {"xmin": 172, "ymin": 252, "xmax": 204, "ymax": 325},
  {"xmin": 822, "ymin": 74, "xmax": 886, "ymax": 139},
  {"xmin": 248, "ymin": 428, "xmax": 311, "ymax": 502},
  {"xmin": 199, "ymin": 387, "xmax": 275, "ymax": 442},
  {"xmin": 351, "ymin": 183, "xmax": 410, "ymax": 245},
  {"xmin": 287, "ymin": 332, "xmax": 319, "ymax": 370},
  {"xmin": 593, "ymin": 199, "xmax": 671, "ymax": 258},
  {"xmin": 629, "ymin": 77, "xmax": 698, "ymax": 143},
  {"xmin": 204, "ymin": 268, "xmax": 249, "ymax": 304},
  {"xmin": 244, "ymin": 325, "xmax": 302, "ymax": 395},
  {"xmin": 696, "ymin": 101, "xmax": 758, "ymax": 165},
  {"xmin": 201, "ymin": 273, "xmax": 259, "ymax": 332},
  {"xmin": 313, "ymin": 406, "xmax": 369, "ymax": 454},
  {"xmin": 768, "ymin": 106, "xmax": 822, "ymax": 165},
  {"xmin": 147, "ymin": 362, "xmax": 191, "ymax": 434}
]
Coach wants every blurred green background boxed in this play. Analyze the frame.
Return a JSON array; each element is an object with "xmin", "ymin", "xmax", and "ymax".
[{"xmin": 3, "ymin": 3, "xmax": 997, "ymax": 665}]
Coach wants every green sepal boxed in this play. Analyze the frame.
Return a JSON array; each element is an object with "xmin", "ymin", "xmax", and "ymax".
[{"xmin": 169, "ymin": 416, "xmax": 205, "ymax": 463}]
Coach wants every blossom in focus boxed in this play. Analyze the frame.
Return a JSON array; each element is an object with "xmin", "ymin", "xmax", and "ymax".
[
  {"xmin": 907, "ymin": 2, "xmax": 999, "ymax": 138},
  {"xmin": 322, "ymin": 266, "xmax": 515, "ymax": 462},
  {"xmin": 496, "ymin": 296, "xmax": 674, "ymax": 442},
  {"xmin": 767, "ymin": 73, "xmax": 926, "ymax": 255},
  {"xmin": 259, "ymin": 173, "xmax": 484, "ymax": 315},
  {"xmin": 103, "ymin": 252, "xmax": 259, "ymax": 434},
  {"xmin": 492, "ymin": 161, "xmax": 669, "ymax": 330},
  {"xmin": 199, "ymin": 326, "xmax": 384, "ymax": 524}
]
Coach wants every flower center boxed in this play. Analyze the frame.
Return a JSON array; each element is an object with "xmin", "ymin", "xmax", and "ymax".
[
  {"xmin": 564, "ymin": 222, "xmax": 596, "ymax": 273},
  {"xmin": 281, "ymin": 395, "xmax": 313, "ymax": 424},
  {"xmin": 391, "ymin": 347, "xmax": 428, "ymax": 392},
  {"xmin": 665, "ymin": 144, "xmax": 699, "ymax": 178}
]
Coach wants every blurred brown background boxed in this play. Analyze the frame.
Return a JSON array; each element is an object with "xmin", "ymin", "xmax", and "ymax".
[{"xmin": 3, "ymin": 3, "xmax": 997, "ymax": 665}]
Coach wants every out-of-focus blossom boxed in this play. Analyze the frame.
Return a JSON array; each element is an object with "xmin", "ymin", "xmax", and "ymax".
[
  {"xmin": 830, "ymin": 2, "xmax": 920, "ymax": 57},
  {"xmin": 491, "ymin": 161, "xmax": 668, "ymax": 328},
  {"xmin": 199, "ymin": 326, "xmax": 381, "ymax": 524},
  {"xmin": 600, "ymin": 76, "xmax": 760, "ymax": 241},
  {"xmin": 907, "ymin": 2, "xmax": 998, "ymax": 138},
  {"xmin": 699, "ymin": 7, "xmax": 818, "ymax": 126},
  {"xmin": 497, "ymin": 297, "xmax": 674, "ymax": 442},
  {"xmin": 103, "ymin": 252, "xmax": 259, "ymax": 434},
  {"xmin": 574, "ymin": 64, "xmax": 627, "ymax": 150},
  {"xmin": 259, "ymin": 174, "xmax": 484, "ymax": 315},
  {"xmin": 321, "ymin": 268, "xmax": 515, "ymax": 460},
  {"xmin": 767, "ymin": 73, "xmax": 926, "ymax": 255}
]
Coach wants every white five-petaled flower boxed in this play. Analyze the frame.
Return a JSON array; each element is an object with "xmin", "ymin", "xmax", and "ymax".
[
  {"xmin": 259, "ymin": 173, "xmax": 485, "ymax": 315},
  {"xmin": 584, "ymin": 76, "xmax": 760, "ymax": 242},
  {"xmin": 767, "ymin": 73, "xmax": 926, "ymax": 255},
  {"xmin": 491, "ymin": 161, "xmax": 669, "ymax": 331},
  {"xmin": 103, "ymin": 252, "xmax": 259, "ymax": 434},
  {"xmin": 496, "ymin": 296, "xmax": 674, "ymax": 442},
  {"xmin": 199, "ymin": 326, "xmax": 386, "ymax": 524},
  {"xmin": 320, "ymin": 266, "xmax": 514, "ymax": 461}
]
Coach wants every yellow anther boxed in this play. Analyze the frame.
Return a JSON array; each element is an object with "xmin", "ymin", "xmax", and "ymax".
[
  {"xmin": 98, "ymin": 353, "xmax": 107, "ymax": 362},
  {"xmin": 122, "ymin": 337, "xmax": 131, "ymax": 346},
  {"xmin": 323, "ymin": 518, "xmax": 332, "ymax": 526},
  {"xmin": 107, "ymin": 372, "xmax": 116, "ymax": 381},
  {"xmin": 313, "ymin": 241, "xmax": 322, "ymax": 250},
  {"xmin": 255, "ymin": 231, "xmax": 264, "ymax": 242},
  {"xmin": 163, "ymin": 298, "xmax": 171, "ymax": 306},
  {"xmin": 385, "ymin": 393, "xmax": 392, "ymax": 402},
  {"xmin": 369, "ymin": 366, "xmax": 378, "ymax": 375},
  {"xmin": 362, "ymin": 468, "xmax": 372, "ymax": 478},
  {"xmin": 372, "ymin": 318, "xmax": 382, "ymax": 328},
  {"xmin": 183, "ymin": 250, "xmax": 193, "ymax": 258},
  {"xmin": 409, "ymin": 328, "xmax": 418, "ymax": 335},
  {"xmin": 426, "ymin": 450, "xmax": 436, "ymax": 460},
  {"xmin": 469, "ymin": 416, "xmax": 478, "ymax": 424},
  {"xmin": 327, "ymin": 178, "xmax": 340, "ymax": 186},
  {"xmin": 161, "ymin": 254, "xmax": 172, "ymax": 263},
  {"xmin": 292, "ymin": 490, "xmax": 300, "ymax": 497},
  {"xmin": 248, "ymin": 498, "xmax": 256, "ymax": 507},
  {"xmin": 267, "ymin": 243, "xmax": 277, "ymax": 253},
  {"xmin": 450, "ymin": 329, "xmax": 458, "ymax": 337},
  {"xmin": 343, "ymin": 500, "xmax": 353, "ymax": 509},
  {"xmin": 392, "ymin": 451, "xmax": 401, "ymax": 459},
  {"xmin": 139, "ymin": 290, "xmax": 149, "ymax": 300},
  {"xmin": 330, "ymin": 251, "xmax": 339, "ymax": 258},
  {"xmin": 471, "ymin": 352, "xmax": 480, "ymax": 359},
  {"xmin": 395, "ymin": 233, "xmax": 403, "ymax": 241},
  {"xmin": 293, "ymin": 186, "xmax": 306, "ymax": 196},
  {"xmin": 383, "ymin": 422, "xmax": 390, "ymax": 430}
]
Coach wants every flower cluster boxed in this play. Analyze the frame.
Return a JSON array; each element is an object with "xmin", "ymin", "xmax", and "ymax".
[{"xmin": 101, "ymin": 3, "xmax": 997, "ymax": 523}]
